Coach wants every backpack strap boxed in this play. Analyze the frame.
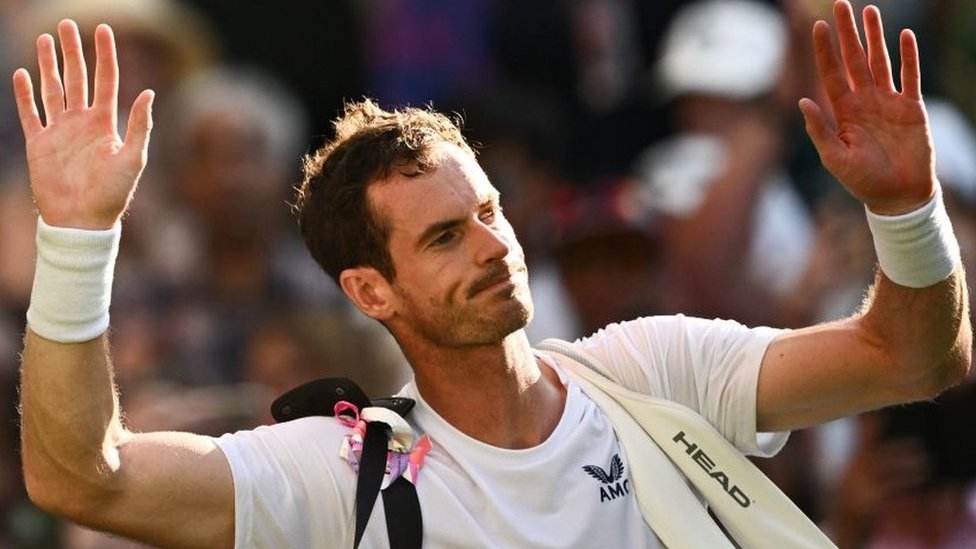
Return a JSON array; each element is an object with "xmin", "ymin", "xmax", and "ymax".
[{"xmin": 272, "ymin": 378, "xmax": 423, "ymax": 549}]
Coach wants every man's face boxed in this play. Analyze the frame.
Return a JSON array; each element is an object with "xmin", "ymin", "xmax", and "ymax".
[{"xmin": 369, "ymin": 143, "xmax": 533, "ymax": 348}]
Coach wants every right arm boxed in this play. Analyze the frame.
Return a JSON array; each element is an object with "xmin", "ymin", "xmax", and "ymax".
[
  {"xmin": 21, "ymin": 334, "xmax": 234, "ymax": 548},
  {"xmin": 15, "ymin": 20, "xmax": 234, "ymax": 548}
]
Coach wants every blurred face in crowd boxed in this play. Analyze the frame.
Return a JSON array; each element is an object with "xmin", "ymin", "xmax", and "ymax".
[
  {"xmin": 365, "ymin": 143, "xmax": 533, "ymax": 348},
  {"xmin": 179, "ymin": 110, "xmax": 282, "ymax": 229}
]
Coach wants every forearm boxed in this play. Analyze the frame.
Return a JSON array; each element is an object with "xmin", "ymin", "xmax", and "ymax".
[
  {"xmin": 20, "ymin": 330, "xmax": 131, "ymax": 516},
  {"xmin": 757, "ymin": 198, "xmax": 971, "ymax": 431},
  {"xmin": 19, "ymin": 218, "xmax": 132, "ymax": 516},
  {"xmin": 859, "ymin": 267, "xmax": 971, "ymax": 398},
  {"xmin": 857, "ymin": 184, "xmax": 972, "ymax": 396}
]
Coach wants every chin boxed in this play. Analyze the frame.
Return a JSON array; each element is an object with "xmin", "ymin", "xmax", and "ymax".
[
  {"xmin": 493, "ymin": 297, "xmax": 533, "ymax": 339},
  {"xmin": 460, "ymin": 300, "xmax": 532, "ymax": 345}
]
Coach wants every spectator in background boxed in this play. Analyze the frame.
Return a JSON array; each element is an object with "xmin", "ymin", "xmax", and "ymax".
[
  {"xmin": 633, "ymin": 0, "xmax": 818, "ymax": 327},
  {"xmin": 550, "ymin": 182, "xmax": 664, "ymax": 337},
  {"xmin": 146, "ymin": 66, "xmax": 329, "ymax": 385}
]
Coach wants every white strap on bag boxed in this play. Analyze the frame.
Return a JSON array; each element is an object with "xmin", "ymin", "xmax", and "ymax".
[{"xmin": 537, "ymin": 338, "xmax": 836, "ymax": 549}]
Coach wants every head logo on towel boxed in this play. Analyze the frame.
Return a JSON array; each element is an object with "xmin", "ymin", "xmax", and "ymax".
[
  {"xmin": 583, "ymin": 454, "xmax": 631, "ymax": 502},
  {"xmin": 673, "ymin": 430, "xmax": 752, "ymax": 508}
]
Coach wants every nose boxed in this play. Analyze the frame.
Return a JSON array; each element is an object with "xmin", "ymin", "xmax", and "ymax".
[{"xmin": 472, "ymin": 218, "xmax": 513, "ymax": 265}]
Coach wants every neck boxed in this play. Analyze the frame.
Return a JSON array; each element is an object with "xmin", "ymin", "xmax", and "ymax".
[{"xmin": 406, "ymin": 331, "xmax": 566, "ymax": 449}]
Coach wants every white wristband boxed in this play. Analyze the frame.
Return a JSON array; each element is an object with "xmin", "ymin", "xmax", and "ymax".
[
  {"xmin": 26, "ymin": 217, "xmax": 121, "ymax": 342},
  {"xmin": 865, "ymin": 186, "xmax": 961, "ymax": 288}
]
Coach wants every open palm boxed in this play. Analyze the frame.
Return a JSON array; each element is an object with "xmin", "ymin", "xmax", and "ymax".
[
  {"xmin": 12, "ymin": 20, "xmax": 153, "ymax": 230},
  {"xmin": 800, "ymin": 1, "xmax": 934, "ymax": 216}
]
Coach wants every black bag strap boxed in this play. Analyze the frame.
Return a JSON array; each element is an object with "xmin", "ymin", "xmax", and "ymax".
[
  {"xmin": 272, "ymin": 378, "xmax": 423, "ymax": 549},
  {"xmin": 382, "ymin": 477, "xmax": 423, "ymax": 547},
  {"xmin": 355, "ymin": 421, "xmax": 391, "ymax": 548}
]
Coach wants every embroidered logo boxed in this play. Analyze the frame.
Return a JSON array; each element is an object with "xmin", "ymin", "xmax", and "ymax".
[{"xmin": 583, "ymin": 454, "xmax": 631, "ymax": 502}]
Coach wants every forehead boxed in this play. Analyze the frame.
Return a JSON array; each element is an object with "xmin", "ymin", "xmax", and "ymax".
[{"xmin": 369, "ymin": 143, "xmax": 497, "ymax": 233}]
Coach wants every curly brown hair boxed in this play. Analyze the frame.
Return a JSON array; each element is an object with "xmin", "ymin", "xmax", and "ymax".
[{"xmin": 294, "ymin": 99, "xmax": 474, "ymax": 283}]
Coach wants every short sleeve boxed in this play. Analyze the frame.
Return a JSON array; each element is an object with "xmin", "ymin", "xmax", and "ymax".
[
  {"xmin": 213, "ymin": 417, "xmax": 357, "ymax": 548},
  {"xmin": 575, "ymin": 315, "xmax": 789, "ymax": 456}
]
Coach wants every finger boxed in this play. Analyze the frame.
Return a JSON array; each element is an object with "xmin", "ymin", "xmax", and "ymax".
[
  {"xmin": 36, "ymin": 34, "xmax": 64, "ymax": 123},
  {"xmin": 57, "ymin": 19, "xmax": 88, "ymax": 110},
  {"xmin": 92, "ymin": 24, "xmax": 119, "ymax": 124},
  {"xmin": 799, "ymin": 97, "xmax": 843, "ymax": 164},
  {"xmin": 832, "ymin": 0, "xmax": 873, "ymax": 89},
  {"xmin": 899, "ymin": 29, "xmax": 922, "ymax": 100},
  {"xmin": 122, "ymin": 90, "xmax": 155, "ymax": 165},
  {"xmin": 811, "ymin": 21, "xmax": 850, "ymax": 103},
  {"xmin": 12, "ymin": 69, "xmax": 44, "ymax": 136},
  {"xmin": 863, "ymin": 6, "xmax": 894, "ymax": 91}
]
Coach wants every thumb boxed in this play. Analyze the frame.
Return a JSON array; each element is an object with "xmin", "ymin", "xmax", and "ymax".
[
  {"xmin": 122, "ymin": 89, "xmax": 154, "ymax": 164},
  {"xmin": 799, "ymin": 97, "xmax": 843, "ymax": 166}
]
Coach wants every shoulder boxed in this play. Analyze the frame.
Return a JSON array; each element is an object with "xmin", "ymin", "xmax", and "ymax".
[
  {"xmin": 577, "ymin": 315, "xmax": 784, "ymax": 361},
  {"xmin": 550, "ymin": 315, "xmax": 785, "ymax": 398},
  {"xmin": 213, "ymin": 417, "xmax": 360, "ymax": 547},
  {"xmin": 214, "ymin": 416, "xmax": 354, "ymax": 486},
  {"xmin": 216, "ymin": 415, "xmax": 348, "ymax": 457}
]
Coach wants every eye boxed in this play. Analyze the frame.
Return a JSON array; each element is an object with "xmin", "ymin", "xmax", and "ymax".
[
  {"xmin": 479, "ymin": 204, "xmax": 499, "ymax": 223},
  {"xmin": 431, "ymin": 231, "xmax": 456, "ymax": 247}
]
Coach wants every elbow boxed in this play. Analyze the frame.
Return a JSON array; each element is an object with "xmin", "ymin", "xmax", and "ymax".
[
  {"xmin": 21, "ymin": 450, "xmax": 121, "ymax": 524},
  {"xmin": 23, "ymin": 468, "xmax": 57, "ymax": 515},
  {"xmin": 24, "ymin": 471, "xmax": 119, "ymax": 526},
  {"xmin": 22, "ymin": 466, "xmax": 84, "ymax": 520},
  {"xmin": 940, "ymin": 328, "xmax": 973, "ymax": 390},
  {"xmin": 915, "ymin": 352, "xmax": 971, "ymax": 400},
  {"xmin": 936, "ymin": 314, "xmax": 974, "ymax": 392},
  {"xmin": 900, "ymin": 327, "xmax": 973, "ymax": 401}
]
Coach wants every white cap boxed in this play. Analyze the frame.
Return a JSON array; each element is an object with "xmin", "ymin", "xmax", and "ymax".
[{"xmin": 657, "ymin": 0, "xmax": 787, "ymax": 99}]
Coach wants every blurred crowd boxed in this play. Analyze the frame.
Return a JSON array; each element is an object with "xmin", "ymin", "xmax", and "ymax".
[{"xmin": 1, "ymin": 0, "xmax": 976, "ymax": 547}]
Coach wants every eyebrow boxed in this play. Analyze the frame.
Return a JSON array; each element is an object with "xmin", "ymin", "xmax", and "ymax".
[{"xmin": 416, "ymin": 217, "xmax": 465, "ymax": 249}]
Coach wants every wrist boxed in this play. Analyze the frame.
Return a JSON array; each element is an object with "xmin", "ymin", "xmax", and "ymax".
[
  {"xmin": 37, "ymin": 209, "xmax": 122, "ymax": 231},
  {"xmin": 865, "ymin": 185, "xmax": 961, "ymax": 288},
  {"xmin": 26, "ymin": 217, "xmax": 121, "ymax": 342}
]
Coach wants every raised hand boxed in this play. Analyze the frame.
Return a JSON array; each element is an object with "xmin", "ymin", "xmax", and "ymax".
[
  {"xmin": 12, "ymin": 20, "xmax": 154, "ymax": 230},
  {"xmin": 799, "ymin": 1, "xmax": 934, "ymax": 215}
]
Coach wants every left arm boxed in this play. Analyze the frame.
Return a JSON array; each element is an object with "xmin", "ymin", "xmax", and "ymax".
[
  {"xmin": 756, "ymin": 1, "xmax": 971, "ymax": 432},
  {"xmin": 759, "ymin": 270, "xmax": 968, "ymax": 431}
]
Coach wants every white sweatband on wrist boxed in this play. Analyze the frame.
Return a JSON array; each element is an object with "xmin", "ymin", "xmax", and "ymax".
[
  {"xmin": 26, "ymin": 217, "xmax": 121, "ymax": 342},
  {"xmin": 865, "ymin": 185, "xmax": 962, "ymax": 288}
]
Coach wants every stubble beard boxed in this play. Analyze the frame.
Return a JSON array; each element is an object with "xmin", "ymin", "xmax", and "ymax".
[{"xmin": 408, "ymin": 281, "xmax": 535, "ymax": 348}]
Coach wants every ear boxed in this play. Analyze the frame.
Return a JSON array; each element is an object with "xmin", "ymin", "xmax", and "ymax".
[{"xmin": 339, "ymin": 267, "xmax": 395, "ymax": 320}]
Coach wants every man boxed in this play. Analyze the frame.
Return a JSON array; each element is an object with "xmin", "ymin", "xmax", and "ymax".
[{"xmin": 13, "ymin": 1, "xmax": 971, "ymax": 547}]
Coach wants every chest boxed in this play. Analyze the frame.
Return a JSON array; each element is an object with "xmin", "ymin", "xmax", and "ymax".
[{"xmin": 363, "ymin": 396, "xmax": 659, "ymax": 548}]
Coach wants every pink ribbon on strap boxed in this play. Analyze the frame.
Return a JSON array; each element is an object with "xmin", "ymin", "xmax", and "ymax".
[{"xmin": 335, "ymin": 400, "xmax": 431, "ymax": 485}]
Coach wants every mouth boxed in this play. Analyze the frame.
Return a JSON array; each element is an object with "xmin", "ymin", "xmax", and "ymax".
[{"xmin": 468, "ymin": 264, "xmax": 524, "ymax": 298}]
